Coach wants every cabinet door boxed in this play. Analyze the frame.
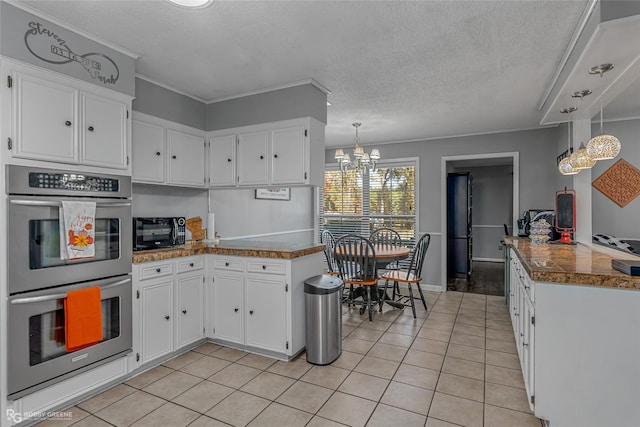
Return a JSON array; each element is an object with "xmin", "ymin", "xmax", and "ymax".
[
  {"xmin": 81, "ymin": 93, "xmax": 127, "ymax": 169},
  {"xmin": 213, "ymin": 272, "xmax": 244, "ymax": 344},
  {"xmin": 176, "ymin": 273, "xmax": 204, "ymax": 348},
  {"xmin": 141, "ymin": 280, "xmax": 174, "ymax": 364},
  {"xmin": 237, "ymin": 130, "xmax": 269, "ymax": 186},
  {"xmin": 522, "ymin": 295, "xmax": 535, "ymax": 411},
  {"xmin": 245, "ymin": 275, "xmax": 286, "ymax": 353},
  {"xmin": 13, "ymin": 72, "xmax": 77, "ymax": 163},
  {"xmin": 167, "ymin": 129, "xmax": 205, "ymax": 186},
  {"xmin": 270, "ymin": 125, "xmax": 307, "ymax": 185},
  {"xmin": 210, "ymin": 134, "xmax": 237, "ymax": 187},
  {"xmin": 132, "ymin": 120, "xmax": 165, "ymax": 183}
]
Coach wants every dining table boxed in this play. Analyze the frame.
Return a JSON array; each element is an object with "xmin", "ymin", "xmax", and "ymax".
[{"xmin": 334, "ymin": 243, "xmax": 411, "ymax": 308}]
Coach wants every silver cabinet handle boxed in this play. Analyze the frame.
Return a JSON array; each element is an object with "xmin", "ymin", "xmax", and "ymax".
[
  {"xmin": 11, "ymin": 277, "xmax": 131, "ymax": 304},
  {"xmin": 10, "ymin": 200, "xmax": 131, "ymax": 208},
  {"xmin": 88, "ymin": 126, "xmax": 94, "ymax": 132},
  {"xmin": 65, "ymin": 120, "xmax": 72, "ymax": 127}
]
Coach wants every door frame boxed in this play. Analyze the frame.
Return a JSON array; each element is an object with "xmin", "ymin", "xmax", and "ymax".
[{"xmin": 440, "ymin": 152, "xmax": 519, "ymax": 290}]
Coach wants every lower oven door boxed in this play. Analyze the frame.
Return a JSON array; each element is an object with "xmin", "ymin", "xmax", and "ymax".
[{"xmin": 8, "ymin": 275, "xmax": 132, "ymax": 399}]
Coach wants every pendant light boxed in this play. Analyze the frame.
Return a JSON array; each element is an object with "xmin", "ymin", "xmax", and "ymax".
[
  {"xmin": 569, "ymin": 141, "xmax": 596, "ymax": 170},
  {"xmin": 558, "ymin": 107, "xmax": 579, "ymax": 175},
  {"xmin": 586, "ymin": 64, "xmax": 621, "ymax": 160}
]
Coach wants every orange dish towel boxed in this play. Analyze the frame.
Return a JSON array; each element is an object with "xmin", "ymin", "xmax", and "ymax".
[{"xmin": 65, "ymin": 286, "xmax": 103, "ymax": 352}]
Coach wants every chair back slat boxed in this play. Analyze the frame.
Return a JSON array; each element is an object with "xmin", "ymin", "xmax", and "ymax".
[
  {"xmin": 334, "ymin": 234, "xmax": 377, "ymax": 282},
  {"xmin": 406, "ymin": 233, "xmax": 431, "ymax": 280},
  {"xmin": 321, "ymin": 230, "xmax": 339, "ymax": 274},
  {"xmin": 370, "ymin": 228, "xmax": 402, "ymax": 247}
]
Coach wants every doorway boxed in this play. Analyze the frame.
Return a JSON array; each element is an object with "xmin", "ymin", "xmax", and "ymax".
[{"xmin": 440, "ymin": 152, "xmax": 519, "ymax": 294}]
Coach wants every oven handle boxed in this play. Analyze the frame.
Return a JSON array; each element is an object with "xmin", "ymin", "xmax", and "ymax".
[
  {"xmin": 10, "ymin": 277, "xmax": 131, "ymax": 304},
  {"xmin": 10, "ymin": 200, "xmax": 131, "ymax": 208}
]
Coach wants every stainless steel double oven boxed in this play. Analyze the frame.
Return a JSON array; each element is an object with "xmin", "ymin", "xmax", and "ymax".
[{"xmin": 6, "ymin": 165, "xmax": 132, "ymax": 399}]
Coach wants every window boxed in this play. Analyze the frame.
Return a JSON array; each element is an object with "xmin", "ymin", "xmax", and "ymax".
[{"xmin": 320, "ymin": 159, "xmax": 417, "ymax": 244}]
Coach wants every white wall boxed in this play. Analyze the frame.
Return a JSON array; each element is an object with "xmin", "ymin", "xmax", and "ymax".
[{"xmin": 209, "ymin": 187, "xmax": 315, "ymax": 241}]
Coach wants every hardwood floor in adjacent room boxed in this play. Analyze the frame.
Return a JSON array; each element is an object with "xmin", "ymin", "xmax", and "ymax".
[{"xmin": 448, "ymin": 261, "xmax": 505, "ymax": 296}]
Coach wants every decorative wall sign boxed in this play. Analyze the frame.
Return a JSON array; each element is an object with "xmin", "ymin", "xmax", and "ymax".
[
  {"xmin": 255, "ymin": 188, "xmax": 291, "ymax": 201},
  {"xmin": 592, "ymin": 159, "xmax": 640, "ymax": 207},
  {"xmin": 24, "ymin": 21, "xmax": 120, "ymax": 86},
  {"xmin": 0, "ymin": 2, "xmax": 135, "ymax": 96}
]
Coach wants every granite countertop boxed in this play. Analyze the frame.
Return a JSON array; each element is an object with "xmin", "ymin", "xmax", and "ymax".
[
  {"xmin": 132, "ymin": 239, "xmax": 325, "ymax": 264},
  {"xmin": 504, "ymin": 237, "xmax": 640, "ymax": 290}
]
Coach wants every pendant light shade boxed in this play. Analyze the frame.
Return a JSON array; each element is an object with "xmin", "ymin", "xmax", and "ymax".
[
  {"xmin": 569, "ymin": 142, "xmax": 596, "ymax": 170},
  {"xmin": 559, "ymin": 157, "xmax": 580, "ymax": 175},
  {"xmin": 586, "ymin": 134, "xmax": 621, "ymax": 160},
  {"xmin": 587, "ymin": 63, "xmax": 620, "ymax": 161}
]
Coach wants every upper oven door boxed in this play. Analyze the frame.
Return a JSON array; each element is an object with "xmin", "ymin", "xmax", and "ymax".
[{"xmin": 8, "ymin": 195, "xmax": 132, "ymax": 294}]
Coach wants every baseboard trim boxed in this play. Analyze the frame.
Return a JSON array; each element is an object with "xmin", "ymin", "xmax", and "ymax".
[{"xmin": 473, "ymin": 257, "xmax": 504, "ymax": 263}]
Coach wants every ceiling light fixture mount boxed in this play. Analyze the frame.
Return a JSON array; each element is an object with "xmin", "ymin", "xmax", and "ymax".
[
  {"xmin": 571, "ymin": 89, "xmax": 592, "ymax": 99},
  {"xmin": 586, "ymin": 63, "xmax": 621, "ymax": 161},
  {"xmin": 334, "ymin": 123, "xmax": 380, "ymax": 174},
  {"xmin": 166, "ymin": 0, "xmax": 214, "ymax": 9}
]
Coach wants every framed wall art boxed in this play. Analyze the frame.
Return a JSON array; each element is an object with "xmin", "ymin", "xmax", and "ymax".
[{"xmin": 255, "ymin": 188, "xmax": 291, "ymax": 201}]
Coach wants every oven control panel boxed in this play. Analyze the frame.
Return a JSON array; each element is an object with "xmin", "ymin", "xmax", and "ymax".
[{"xmin": 29, "ymin": 172, "xmax": 120, "ymax": 192}]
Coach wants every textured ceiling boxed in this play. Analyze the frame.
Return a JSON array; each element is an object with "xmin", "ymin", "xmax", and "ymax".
[{"xmin": 19, "ymin": 0, "xmax": 615, "ymax": 148}]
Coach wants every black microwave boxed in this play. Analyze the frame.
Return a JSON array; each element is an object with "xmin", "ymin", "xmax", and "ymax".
[{"xmin": 133, "ymin": 217, "xmax": 186, "ymax": 251}]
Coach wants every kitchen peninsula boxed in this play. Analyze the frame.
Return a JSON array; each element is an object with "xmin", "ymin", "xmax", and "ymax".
[
  {"xmin": 503, "ymin": 237, "xmax": 640, "ymax": 427},
  {"xmin": 131, "ymin": 240, "xmax": 324, "ymax": 374}
]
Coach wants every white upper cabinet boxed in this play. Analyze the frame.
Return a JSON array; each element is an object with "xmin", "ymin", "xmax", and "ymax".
[
  {"xmin": 167, "ymin": 129, "xmax": 206, "ymax": 186},
  {"xmin": 237, "ymin": 130, "xmax": 269, "ymax": 186},
  {"xmin": 132, "ymin": 113, "xmax": 206, "ymax": 188},
  {"xmin": 81, "ymin": 93, "xmax": 127, "ymax": 169},
  {"xmin": 208, "ymin": 117, "xmax": 325, "ymax": 188},
  {"xmin": 6, "ymin": 61, "xmax": 131, "ymax": 171},
  {"xmin": 132, "ymin": 120, "xmax": 165, "ymax": 183},
  {"xmin": 209, "ymin": 134, "xmax": 236, "ymax": 186},
  {"xmin": 13, "ymin": 72, "xmax": 77, "ymax": 163},
  {"xmin": 270, "ymin": 125, "xmax": 307, "ymax": 185}
]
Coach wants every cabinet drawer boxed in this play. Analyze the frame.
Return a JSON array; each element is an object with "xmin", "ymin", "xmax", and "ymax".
[
  {"xmin": 247, "ymin": 260, "xmax": 285, "ymax": 275},
  {"xmin": 139, "ymin": 262, "xmax": 173, "ymax": 280},
  {"xmin": 214, "ymin": 258, "xmax": 244, "ymax": 272},
  {"xmin": 176, "ymin": 257, "xmax": 204, "ymax": 273}
]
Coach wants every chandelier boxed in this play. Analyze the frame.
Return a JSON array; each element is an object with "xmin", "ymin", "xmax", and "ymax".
[
  {"xmin": 586, "ymin": 64, "xmax": 621, "ymax": 161},
  {"xmin": 334, "ymin": 123, "xmax": 380, "ymax": 174}
]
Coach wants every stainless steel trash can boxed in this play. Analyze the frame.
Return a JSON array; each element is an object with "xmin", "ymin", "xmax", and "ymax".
[{"xmin": 304, "ymin": 274, "xmax": 344, "ymax": 365}]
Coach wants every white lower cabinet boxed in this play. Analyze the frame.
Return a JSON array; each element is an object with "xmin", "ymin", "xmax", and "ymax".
[
  {"xmin": 140, "ymin": 280, "xmax": 174, "ymax": 365},
  {"xmin": 133, "ymin": 256, "xmax": 205, "ymax": 367},
  {"xmin": 245, "ymin": 275, "xmax": 286, "ymax": 353},
  {"xmin": 211, "ymin": 252, "xmax": 323, "ymax": 358}
]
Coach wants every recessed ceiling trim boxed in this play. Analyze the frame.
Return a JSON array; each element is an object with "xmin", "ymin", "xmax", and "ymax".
[
  {"xmin": 135, "ymin": 73, "xmax": 208, "ymax": 103},
  {"xmin": 10, "ymin": 0, "xmax": 141, "ymax": 59},
  {"xmin": 207, "ymin": 78, "xmax": 331, "ymax": 104},
  {"xmin": 537, "ymin": 0, "xmax": 599, "ymax": 111}
]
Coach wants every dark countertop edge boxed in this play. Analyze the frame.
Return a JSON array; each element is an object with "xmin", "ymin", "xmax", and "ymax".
[
  {"xmin": 504, "ymin": 237, "xmax": 640, "ymax": 290},
  {"xmin": 132, "ymin": 244, "xmax": 325, "ymax": 264}
]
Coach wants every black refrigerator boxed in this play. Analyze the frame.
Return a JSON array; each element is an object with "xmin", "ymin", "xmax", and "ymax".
[{"xmin": 447, "ymin": 173, "xmax": 472, "ymax": 279}]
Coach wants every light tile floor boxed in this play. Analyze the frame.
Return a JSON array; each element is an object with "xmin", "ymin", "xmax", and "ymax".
[{"xmin": 36, "ymin": 291, "xmax": 544, "ymax": 427}]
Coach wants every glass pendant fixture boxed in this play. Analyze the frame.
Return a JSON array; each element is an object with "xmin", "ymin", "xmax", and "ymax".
[
  {"xmin": 569, "ymin": 142, "xmax": 596, "ymax": 170},
  {"xmin": 558, "ymin": 107, "xmax": 579, "ymax": 175},
  {"xmin": 586, "ymin": 64, "xmax": 621, "ymax": 160}
]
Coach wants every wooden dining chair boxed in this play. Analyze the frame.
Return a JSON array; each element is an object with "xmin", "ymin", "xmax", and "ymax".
[
  {"xmin": 334, "ymin": 234, "xmax": 379, "ymax": 321},
  {"xmin": 321, "ymin": 229, "xmax": 340, "ymax": 276},
  {"xmin": 381, "ymin": 233, "xmax": 431, "ymax": 318}
]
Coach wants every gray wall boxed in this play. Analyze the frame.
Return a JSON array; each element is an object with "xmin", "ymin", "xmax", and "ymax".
[
  {"xmin": 133, "ymin": 78, "xmax": 207, "ymax": 130},
  {"xmin": 326, "ymin": 127, "xmax": 560, "ymax": 286},
  {"xmin": 209, "ymin": 187, "xmax": 315, "ymax": 241},
  {"xmin": 591, "ymin": 118, "xmax": 640, "ymax": 240},
  {"xmin": 206, "ymin": 84, "xmax": 327, "ymax": 130}
]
